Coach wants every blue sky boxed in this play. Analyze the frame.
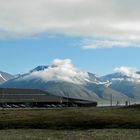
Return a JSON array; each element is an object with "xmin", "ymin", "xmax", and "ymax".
[
  {"xmin": 0, "ymin": 0, "xmax": 140, "ymax": 75},
  {"xmin": 0, "ymin": 34, "xmax": 140, "ymax": 75}
]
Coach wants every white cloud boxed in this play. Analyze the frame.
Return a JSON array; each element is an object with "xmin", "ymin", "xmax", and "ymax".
[
  {"xmin": 30, "ymin": 59, "xmax": 90, "ymax": 84},
  {"xmin": 15, "ymin": 58, "xmax": 109, "ymax": 85},
  {"xmin": 114, "ymin": 66, "xmax": 137, "ymax": 76},
  {"xmin": 1, "ymin": 0, "xmax": 140, "ymax": 48},
  {"xmin": 114, "ymin": 66, "xmax": 140, "ymax": 82},
  {"xmin": 83, "ymin": 40, "xmax": 134, "ymax": 49},
  {"xmin": 112, "ymin": 22, "xmax": 140, "ymax": 32}
]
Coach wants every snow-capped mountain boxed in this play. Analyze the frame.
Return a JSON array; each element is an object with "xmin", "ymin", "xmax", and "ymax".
[
  {"xmin": 101, "ymin": 67, "xmax": 140, "ymax": 101},
  {"xmin": 0, "ymin": 59, "xmax": 128, "ymax": 103},
  {"xmin": 0, "ymin": 71, "xmax": 14, "ymax": 84}
]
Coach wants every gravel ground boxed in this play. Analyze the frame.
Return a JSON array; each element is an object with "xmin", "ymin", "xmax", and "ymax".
[{"xmin": 0, "ymin": 129, "xmax": 140, "ymax": 140}]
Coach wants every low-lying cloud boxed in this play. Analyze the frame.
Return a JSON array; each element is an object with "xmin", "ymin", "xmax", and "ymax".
[
  {"xmin": 1, "ymin": 0, "xmax": 140, "ymax": 48},
  {"xmin": 30, "ymin": 59, "xmax": 90, "ymax": 84},
  {"xmin": 114, "ymin": 66, "xmax": 140, "ymax": 82}
]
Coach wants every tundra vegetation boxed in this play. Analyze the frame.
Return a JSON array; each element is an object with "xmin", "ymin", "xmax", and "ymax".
[{"xmin": 0, "ymin": 105, "xmax": 140, "ymax": 139}]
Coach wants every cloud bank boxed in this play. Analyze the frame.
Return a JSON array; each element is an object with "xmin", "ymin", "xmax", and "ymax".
[{"xmin": 1, "ymin": 0, "xmax": 140, "ymax": 48}]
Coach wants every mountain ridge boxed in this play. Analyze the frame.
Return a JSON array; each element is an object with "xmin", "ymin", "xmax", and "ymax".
[{"xmin": 0, "ymin": 60, "xmax": 140, "ymax": 104}]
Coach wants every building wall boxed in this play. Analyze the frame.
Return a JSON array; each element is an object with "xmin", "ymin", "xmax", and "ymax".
[{"xmin": 0, "ymin": 88, "xmax": 97, "ymax": 106}]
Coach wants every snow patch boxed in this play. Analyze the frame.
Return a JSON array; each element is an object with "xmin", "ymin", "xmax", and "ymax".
[
  {"xmin": 112, "ymin": 78, "xmax": 124, "ymax": 81},
  {"xmin": 0, "ymin": 74, "xmax": 6, "ymax": 81}
]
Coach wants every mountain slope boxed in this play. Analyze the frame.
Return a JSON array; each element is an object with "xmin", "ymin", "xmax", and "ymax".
[
  {"xmin": 0, "ymin": 77, "xmax": 99, "ymax": 101},
  {"xmin": 0, "ymin": 59, "xmax": 100, "ymax": 101},
  {"xmin": 0, "ymin": 60, "xmax": 130, "ymax": 104},
  {"xmin": 101, "ymin": 67, "xmax": 140, "ymax": 102},
  {"xmin": 0, "ymin": 71, "xmax": 14, "ymax": 84}
]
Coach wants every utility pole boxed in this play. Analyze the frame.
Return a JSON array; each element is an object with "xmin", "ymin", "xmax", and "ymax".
[
  {"xmin": 2, "ymin": 88, "xmax": 5, "ymax": 109},
  {"xmin": 128, "ymin": 98, "xmax": 131, "ymax": 106},
  {"xmin": 60, "ymin": 97, "xmax": 62, "ymax": 104},
  {"xmin": 110, "ymin": 94, "xmax": 112, "ymax": 106}
]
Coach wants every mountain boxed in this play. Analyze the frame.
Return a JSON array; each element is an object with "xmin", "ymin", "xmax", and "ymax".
[
  {"xmin": 101, "ymin": 69, "xmax": 140, "ymax": 102},
  {"xmin": 30, "ymin": 65, "xmax": 49, "ymax": 73},
  {"xmin": 0, "ymin": 59, "xmax": 128, "ymax": 104},
  {"xmin": 0, "ymin": 71, "xmax": 14, "ymax": 84}
]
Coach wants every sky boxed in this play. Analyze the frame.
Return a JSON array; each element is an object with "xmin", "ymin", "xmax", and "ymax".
[{"xmin": 0, "ymin": 0, "xmax": 140, "ymax": 75}]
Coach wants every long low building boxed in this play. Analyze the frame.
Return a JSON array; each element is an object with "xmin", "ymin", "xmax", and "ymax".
[{"xmin": 0, "ymin": 88, "xmax": 97, "ymax": 107}]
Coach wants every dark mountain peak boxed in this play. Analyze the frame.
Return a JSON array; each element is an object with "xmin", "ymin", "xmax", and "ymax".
[{"xmin": 30, "ymin": 65, "xmax": 49, "ymax": 73}]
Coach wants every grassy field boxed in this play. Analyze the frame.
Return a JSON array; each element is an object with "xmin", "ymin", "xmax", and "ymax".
[
  {"xmin": 0, "ymin": 106, "xmax": 140, "ymax": 129},
  {"xmin": 0, "ymin": 106, "xmax": 140, "ymax": 140},
  {"xmin": 0, "ymin": 129, "xmax": 140, "ymax": 140}
]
